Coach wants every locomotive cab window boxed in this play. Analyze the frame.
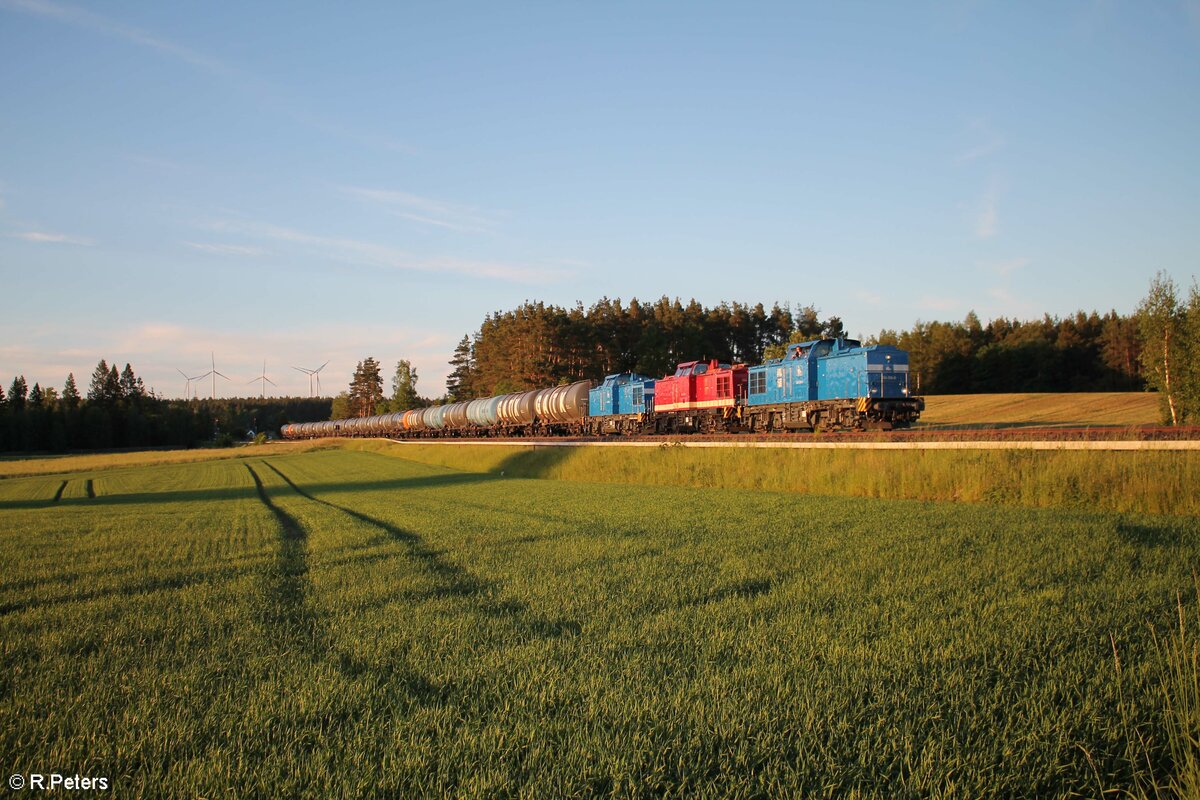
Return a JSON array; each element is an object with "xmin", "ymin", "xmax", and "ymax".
[{"xmin": 749, "ymin": 372, "xmax": 766, "ymax": 394}]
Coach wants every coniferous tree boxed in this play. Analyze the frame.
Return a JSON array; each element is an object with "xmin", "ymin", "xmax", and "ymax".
[
  {"xmin": 348, "ymin": 358, "xmax": 384, "ymax": 417},
  {"xmin": 107, "ymin": 365, "xmax": 122, "ymax": 401},
  {"xmin": 28, "ymin": 383, "xmax": 44, "ymax": 407},
  {"xmin": 62, "ymin": 374, "xmax": 81, "ymax": 409},
  {"xmin": 88, "ymin": 360, "xmax": 110, "ymax": 402},
  {"xmin": 8, "ymin": 376, "xmax": 28, "ymax": 410},
  {"xmin": 119, "ymin": 363, "xmax": 144, "ymax": 400},
  {"xmin": 446, "ymin": 335, "xmax": 475, "ymax": 400}
]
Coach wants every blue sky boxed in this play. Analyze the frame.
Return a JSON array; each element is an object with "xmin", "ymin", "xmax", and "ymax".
[{"xmin": 2, "ymin": 1, "xmax": 1198, "ymax": 399}]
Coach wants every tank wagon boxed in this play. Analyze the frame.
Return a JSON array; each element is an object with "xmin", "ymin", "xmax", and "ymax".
[{"xmin": 281, "ymin": 337, "xmax": 924, "ymax": 441}]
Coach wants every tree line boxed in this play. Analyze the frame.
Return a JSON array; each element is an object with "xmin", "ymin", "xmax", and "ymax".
[
  {"xmin": 429, "ymin": 283, "xmax": 1195, "ymax": 423},
  {"xmin": 1, "ymin": 360, "xmax": 331, "ymax": 452},
  {"xmin": 329, "ymin": 358, "xmax": 424, "ymax": 420},
  {"xmin": 436, "ymin": 296, "xmax": 1150, "ymax": 397},
  {"xmin": 444, "ymin": 298, "xmax": 845, "ymax": 402}
]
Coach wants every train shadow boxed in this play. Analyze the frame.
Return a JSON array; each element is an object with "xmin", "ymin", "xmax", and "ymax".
[
  {"xmin": 0, "ymin": 471, "xmax": 501, "ymax": 510},
  {"xmin": 489, "ymin": 445, "xmax": 579, "ymax": 480}
]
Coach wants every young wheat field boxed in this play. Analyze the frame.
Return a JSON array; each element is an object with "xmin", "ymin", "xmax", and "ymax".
[{"xmin": 1, "ymin": 445, "xmax": 1197, "ymax": 797}]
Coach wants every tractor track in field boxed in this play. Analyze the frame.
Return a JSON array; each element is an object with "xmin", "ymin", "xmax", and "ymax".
[
  {"xmin": 260, "ymin": 461, "xmax": 584, "ymax": 642},
  {"xmin": 245, "ymin": 463, "xmax": 328, "ymax": 657}
]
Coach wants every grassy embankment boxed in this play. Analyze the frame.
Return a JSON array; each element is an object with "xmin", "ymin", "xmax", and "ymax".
[
  {"xmin": 1, "ymin": 447, "xmax": 1197, "ymax": 796},
  {"xmin": 354, "ymin": 439, "xmax": 1200, "ymax": 517}
]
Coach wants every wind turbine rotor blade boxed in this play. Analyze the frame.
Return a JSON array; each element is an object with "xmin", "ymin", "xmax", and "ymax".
[
  {"xmin": 316, "ymin": 361, "xmax": 329, "ymax": 372},
  {"xmin": 292, "ymin": 366, "xmax": 312, "ymax": 374},
  {"xmin": 214, "ymin": 371, "xmax": 230, "ymax": 380},
  {"xmin": 176, "ymin": 368, "xmax": 188, "ymax": 379},
  {"xmin": 264, "ymin": 376, "xmax": 277, "ymax": 385}
]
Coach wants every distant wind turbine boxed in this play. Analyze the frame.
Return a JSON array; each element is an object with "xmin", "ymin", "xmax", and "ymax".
[
  {"xmin": 247, "ymin": 360, "xmax": 277, "ymax": 399},
  {"xmin": 176, "ymin": 368, "xmax": 194, "ymax": 399},
  {"xmin": 202, "ymin": 352, "xmax": 231, "ymax": 399},
  {"xmin": 291, "ymin": 360, "xmax": 329, "ymax": 397}
]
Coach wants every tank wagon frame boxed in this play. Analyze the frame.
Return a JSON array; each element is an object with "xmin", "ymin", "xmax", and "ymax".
[{"xmin": 281, "ymin": 337, "xmax": 924, "ymax": 441}]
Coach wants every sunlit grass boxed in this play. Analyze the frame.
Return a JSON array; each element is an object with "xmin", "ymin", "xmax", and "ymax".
[
  {"xmin": 1, "ymin": 448, "xmax": 1196, "ymax": 796},
  {"xmin": 362, "ymin": 439, "xmax": 1200, "ymax": 516},
  {"xmin": 0, "ymin": 439, "xmax": 334, "ymax": 479},
  {"xmin": 917, "ymin": 392, "xmax": 1160, "ymax": 429}
]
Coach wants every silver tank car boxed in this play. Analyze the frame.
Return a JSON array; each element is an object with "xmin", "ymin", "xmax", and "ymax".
[{"xmin": 534, "ymin": 380, "xmax": 593, "ymax": 424}]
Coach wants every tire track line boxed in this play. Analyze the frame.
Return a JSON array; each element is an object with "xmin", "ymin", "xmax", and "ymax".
[
  {"xmin": 244, "ymin": 463, "xmax": 326, "ymax": 656},
  {"xmin": 260, "ymin": 461, "xmax": 582, "ymax": 641}
]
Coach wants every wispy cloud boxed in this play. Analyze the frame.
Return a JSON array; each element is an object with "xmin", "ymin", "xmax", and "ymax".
[
  {"xmin": 1, "ymin": 321, "xmax": 458, "ymax": 400},
  {"xmin": 10, "ymin": 230, "xmax": 94, "ymax": 245},
  {"xmin": 986, "ymin": 286, "xmax": 1038, "ymax": 318},
  {"xmin": 975, "ymin": 185, "xmax": 999, "ymax": 239},
  {"xmin": 990, "ymin": 256, "xmax": 1030, "ymax": 276},
  {"xmin": 956, "ymin": 119, "xmax": 1006, "ymax": 163},
  {"xmin": 0, "ymin": 0, "xmax": 413, "ymax": 154},
  {"xmin": 0, "ymin": 0, "xmax": 237, "ymax": 78},
  {"xmin": 918, "ymin": 295, "xmax": 962, "ymax": 312},
  {"xmin": 341, "ymin": 186, "xmax": 501, "ymax": 233},
  {"xmin": 184, "ymin": 241, "xmax": 268, "ymax": 257},
  {"xmin": 209, "ymin": 219, "xmax": 571, "ymax": 283}
]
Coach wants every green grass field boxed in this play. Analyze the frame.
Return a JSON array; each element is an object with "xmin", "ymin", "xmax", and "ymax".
[{"xmin": 1, "ymin": 447, "xmax": 1197, "ymax": 797}]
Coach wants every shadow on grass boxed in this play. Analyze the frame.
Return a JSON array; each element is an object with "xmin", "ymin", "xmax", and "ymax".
[
  {"xmin": 1116, "ymin": 520, "xmax": 1188, "ymax": 548},
  {"xmin": 246, "ymin": 463, "xmax": 326, "ymax": 654},
  {"xmin": 488, "ymin": 446, "xmax": 581, "ymax": 479},
  {"xmin": 262, "ymin": 461, "xmax": 582, "ymax": 642},
  {"xmin": 0, "ymin": 563, "xmax": 266, "ymax": 618},
  {"xmin": 248, "ymin": 462, "xmax": 448, "ymax": 703},
  {"xmin": 0, "ymin": 471, "xmax": 499, "ymax": 511}
]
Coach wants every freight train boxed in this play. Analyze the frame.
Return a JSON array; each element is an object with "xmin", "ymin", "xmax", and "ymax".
[{"xmin": 281, "ymin": 337, "xmax": 924, "ymax": 440}]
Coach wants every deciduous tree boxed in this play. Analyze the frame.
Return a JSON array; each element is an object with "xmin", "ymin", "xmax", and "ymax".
[
  {"xmin": 390, "ymin": 360, "xmax": 420, "ymax": 411},
  {"xmin": 1137, "ymin": 272, "xmax": 1183, "ymax": 425}
]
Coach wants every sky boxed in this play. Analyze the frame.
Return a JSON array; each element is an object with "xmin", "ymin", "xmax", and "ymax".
[{"xmin": 2, "ymin": 0, "xmax": 1198, "ymax": 400}]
